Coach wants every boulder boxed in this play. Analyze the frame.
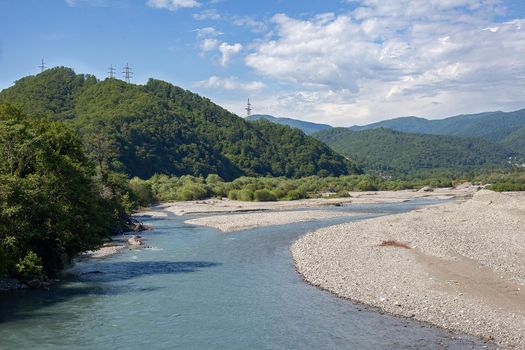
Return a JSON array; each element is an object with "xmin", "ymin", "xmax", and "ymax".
[{"xmin": 128, "ymin": 235, "xmax": 144, "ymax": 246}]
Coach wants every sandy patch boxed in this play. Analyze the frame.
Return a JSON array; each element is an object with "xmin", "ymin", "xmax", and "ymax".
[{"xmin": 185, "ymin": 210, "xmax": 359, "ymax": 232}]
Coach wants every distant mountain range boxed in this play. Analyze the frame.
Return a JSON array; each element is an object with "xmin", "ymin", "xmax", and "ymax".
[
  {"xmin": 246, "ymin": 114, "xmax": 332, "ymax": 135},
  {"xmin": 249, "ymin": 111, "xmax": 525, "ymax": 178},
  {"xmin": 315, "ymin": 128, "xmax": 516, "ymax": 178},
  {"xmin": 349, "ymin": 109, "xmax": 525, "ymax": 155}
]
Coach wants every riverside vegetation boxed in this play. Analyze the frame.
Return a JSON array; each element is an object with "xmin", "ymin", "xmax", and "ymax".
[{"xmin": 0, "ymin": 67, "xmax": 523, "ymax": 285}]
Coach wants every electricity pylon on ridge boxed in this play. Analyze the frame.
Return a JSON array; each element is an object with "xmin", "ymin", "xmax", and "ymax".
[
  {"xmin": 245, "ymin": 98, "xmax": 253, "ymax": 117},
  {"xmin": 108, "ymin": 64, "xmax": 116, "ymax": 79},
  {"xmin": 38, "ymin": 59, "xmax": 46, "ymax": 73},
  {"xmin": 122, "ymin": 63, "xmax": 133, "ymax": 83}
]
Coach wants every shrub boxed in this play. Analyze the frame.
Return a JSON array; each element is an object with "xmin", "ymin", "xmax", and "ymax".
[
  {"xmin": 227, "ymin": 189, "xmax": 239, "ymax": 200},
  {"xmin": 254, "ymin": 189, "xmax": 277, "ymax": 201},
  {"xmin": 286, "ymin": 189, "xmax": 307, "ymax": 200},
  {"xmin": 129, "ymin": 177, "xmax": 154, "ymax": 206},
  {"xmin": 177, "ymin": 183, "xmax": 209, "ymax": 201},
  {"xmin": 15, "ymin": 251, "xmax": 46, "ymax": 281},
  {"xmin": 237, "ymin": 189, "xmax": 254, "ymax": 201}
]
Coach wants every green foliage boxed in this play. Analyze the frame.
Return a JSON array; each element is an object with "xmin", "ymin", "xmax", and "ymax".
[
  {"xmin": 476, "ymin": 170, "xmax": 525, "ymax": 192},
  {"xmin": 129, "ymin": 177, "xmax": 154, "ymax": 207},
  {"xmin": 254, "ymin": 189, "xmax": 278, "ymax": 202},
  {"xmin": 0, "ymin": 104, "xmax": 128, "ymax": 277},
  {"xmin": 237, "ymin": 189, "xmax": 254, "ymax": 201},
  {"xmin": 314, "ymin": 128, "xmax": 514, "ymax": 179},
  {"xmin": 15, "ymin": 251, "xmax": 46, "ymax": 281},
  {"xmin": 177, "ymin": 183, "xmax": 210, "ymax": 201},
  {"xmin": 0, "ymin": 67, "xmax": 359, "ymax": 180},
  {"xmin": 132, "ymin": 173, "xmax": 457, "ymax": 205},
  {"xmin": 246, "ymin": 114, "xmax": 332, "ymax": 135},
  {"xmin": 349, "ymin": 109, "xmax": 525, "ymax": 156}
]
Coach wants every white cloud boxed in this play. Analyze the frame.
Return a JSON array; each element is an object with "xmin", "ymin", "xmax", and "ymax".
[
  {"xmin": 146, "ymin": 0, "xmax": 200, "ymax": 11},
  {"xmin": 232, "ymin": 16, "xmax": 267, "ymax": 33},
  {"xmin": 195, "ymin": 76, "xmax": 265, "ymax": 91},
  {"xmin": 219, "ymin": 42, "xmax": 242, "ymax": 66},
  {"xmin": 200, "ymin": 38, "xmax": 218, "ymax": 51},
  {"xmin": 194, "ymin": 27, "xmax": 222, "ymax": 38},
  {"xmin": 243, "ymin": 0, "xmax": 525, "ymax": 125},
  {"xmin": 193, "ymin": 9, "xmax": 221, "ymax": 20}
]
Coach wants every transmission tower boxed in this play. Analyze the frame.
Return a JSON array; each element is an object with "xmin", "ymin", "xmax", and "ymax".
[
  {"xmin": 122, "ymin": 63, "xmax": 133, "ymax": 83},
  {"xmin": 108, "ymin": 64, "xmax": 116, "ymax": 79},
  {"xmin": 38, "ymin": 59, "xmax": 46, "ymax": 73},
  {"xmin": 245, "ymin": 98, "xmax": 252, "ymax": 117}
]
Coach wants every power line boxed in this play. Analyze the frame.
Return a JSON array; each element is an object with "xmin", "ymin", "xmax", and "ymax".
[
  {"xmin": 122, "ymin": 63, "xmax": 133, "ymax": 83},
  {"xmin": 108, "ymin": 64, "xmax": 116, "ymax": 79},
  {"xmin": 38, "ymin": 59, "xmax": 46, "ymax": 73},
  {"xmin": 245, "ymin": 98, "xmax": 252, "ymax": 117}
]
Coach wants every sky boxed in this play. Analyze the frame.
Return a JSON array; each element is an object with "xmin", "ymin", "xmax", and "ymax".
[{"xmin": 1, "ymin": 0, "xmax": 525, "ymax": 126}]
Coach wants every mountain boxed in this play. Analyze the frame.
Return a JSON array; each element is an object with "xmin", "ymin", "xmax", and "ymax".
[
  {"xmin": 349, "ymin": 109, "xmax": 525, "ymax": 154},
  {"xmin": 0, "ymin": 67, "xmax": 359, "ymax": 180},
  {"xmin": 246, "ymin": 114, "xmax": 332, "ymax": 135},
  {"xmin": 314, "ymin": 128, "xmax": 515, "ymax": 178}
]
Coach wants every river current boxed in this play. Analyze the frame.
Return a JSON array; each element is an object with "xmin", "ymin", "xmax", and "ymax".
[{"xmin": 0, "ymin": 200, "xmax": 492, "ymax": 349}]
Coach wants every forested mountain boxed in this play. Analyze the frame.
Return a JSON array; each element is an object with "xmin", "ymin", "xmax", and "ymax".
[
  {"xmin": 314, "ymin": 128, "xmax": 516, "ymax": 178},
  {"xmin": 349, "ymin": 109, "xmax": 525, "ymax": 155},
  {"xmin": 246, "ymin": 114, "xmax": 332, "ymax": 135},
  {"xmin": 0, "ymin": 67, "xmax": 358, "ymax": 180}
]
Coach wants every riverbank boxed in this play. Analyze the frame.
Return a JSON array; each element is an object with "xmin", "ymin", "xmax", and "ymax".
[
  {"xmin": 291, "ymin": 190, "xmax": 525, "ymax": 349},
  {"xmin": 160, "ymin": 186, "xmax": 476, "ymax": 216}
]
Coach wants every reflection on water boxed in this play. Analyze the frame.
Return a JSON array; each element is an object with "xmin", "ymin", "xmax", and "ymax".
[{"xmin": 0, "ymin": 200, "xmax": 493, "ymax": 350}]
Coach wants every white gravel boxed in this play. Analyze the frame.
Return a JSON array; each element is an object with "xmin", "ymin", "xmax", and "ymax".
[
  {"xmin": 184, "ymin": 210, "xmax": 358, "ymax": 232},
  {"xmin": 291, "ymin": 190, "xmax": 525, "ymax": 349}
]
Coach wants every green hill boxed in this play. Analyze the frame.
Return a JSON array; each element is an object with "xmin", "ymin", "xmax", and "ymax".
[
  {"xmin": 246, "ymin": 114, "xmax": 332, "ymax": 135},
  {"xmin": 0, "ymin": 67, "xmax": 359, "ymax": 180},
  {"xmin": 349, "ymin": 109, "xmax": 525, "ymax": 154},
  {"xmin": 314, "ymin": 128, "xmax": 515, "ymax": 178}
]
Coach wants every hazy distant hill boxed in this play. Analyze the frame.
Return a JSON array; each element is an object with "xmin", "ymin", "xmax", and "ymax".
[
  {"xmin": 314, "ymin": 128, "xmax": 515, "ymax": 178},
  {"xmin": 246, "ymin": 114, "xmax": 332, "ymax": 135},
  {"xmin": 0, "ymin": 67, "xmax": 359, "ymax": 180},
  {"xmin": 349, "ymin": 109, "xmax": 525, "ymax": 155}
]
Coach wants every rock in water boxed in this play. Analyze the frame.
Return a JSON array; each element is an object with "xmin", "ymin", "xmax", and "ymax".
[{"xmin": 128, "ymin": 235, "xmax": 144, "ymax": 246}]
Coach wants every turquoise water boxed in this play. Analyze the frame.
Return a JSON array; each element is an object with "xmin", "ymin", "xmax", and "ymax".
[{"xmin": 0, "ymin": 201, "xmax": 492, "ymax": 349}]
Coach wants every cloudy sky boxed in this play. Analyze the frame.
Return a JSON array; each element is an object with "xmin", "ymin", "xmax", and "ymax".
[{"xmin": 1, "ymin": 0, "xmax": 525, "ymax": 126}]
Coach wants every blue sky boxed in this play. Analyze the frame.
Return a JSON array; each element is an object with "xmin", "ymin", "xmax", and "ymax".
[{"xmin": 1, "ymin": 0, "xmax": 525, "ymax": 126}]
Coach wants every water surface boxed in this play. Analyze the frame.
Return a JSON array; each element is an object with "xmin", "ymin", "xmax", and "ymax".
[{"xmin": 0, "ymin": 200, "xmax": 492, "ymax": 349}]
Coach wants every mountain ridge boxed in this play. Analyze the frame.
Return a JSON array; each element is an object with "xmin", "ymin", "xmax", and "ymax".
[
  {"xmin": 246, "ymin": 114, "xmax": 332, "ymax": 135},
  {"xmin": 0, "ymin": 67, "xmax": 359, "ymax": 180}
]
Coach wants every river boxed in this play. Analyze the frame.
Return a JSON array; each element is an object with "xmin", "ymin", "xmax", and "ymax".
[{"xmin": 0, "ymin": 200, "xmax": 492, "ymax": 349}]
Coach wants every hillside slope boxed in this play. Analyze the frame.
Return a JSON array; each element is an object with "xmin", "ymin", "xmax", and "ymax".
[
  {"xmin": 247, "ymin": 114, "xmax": 332, "ymax": 135},
  {"xmin": 0, "ymin": 68, "xmax": 359, "ymax": 180},
  {"xmin": 314, "ymin": 128, "xmax": 514, "ymax": 178},
  {"xmin": 350, "ymin": 109, "xmax": 525, "ymax": 153}
]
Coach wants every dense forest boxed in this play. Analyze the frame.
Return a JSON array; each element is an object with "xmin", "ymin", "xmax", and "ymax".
[
  {"xmin": 349, "ymin": 109, "xmax": 525, "ymax": 155},
  {"xmin": 0, "ymin": 104, "xmax": 135, "ymax": 281},
  {"xmin": 314, "ymin": 128, "xmax": 516, "ymax": 179},
  {"xmin": 0, "ymin": 67, "xmax": 358, "ymax": 180}
]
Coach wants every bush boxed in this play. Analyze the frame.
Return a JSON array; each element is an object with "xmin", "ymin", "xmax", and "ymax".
[
  {"xmin": 254, "ymin": 189, "xmax": 277, "ymax": 201},
  {"xmin": 177, "ymin": 183, "xmax": 209, "ymax": 201},
  {"xmin": 15, "ymin": 251, "xmax": 46, "ymax": 281},
  {"xmin": 227, "ymin": 189, "xmax": 239, "ymax": 200},
  {"xmin": 237, "ymin": 189, "xmax": 254, "ymax": 201},
  {"xmin": 286, "ymin": 189, "xmax": 307, "ymax": 200},
  {"xmin": 129, "ymin": 177, "xmax": 154, "ymax": 206}
]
